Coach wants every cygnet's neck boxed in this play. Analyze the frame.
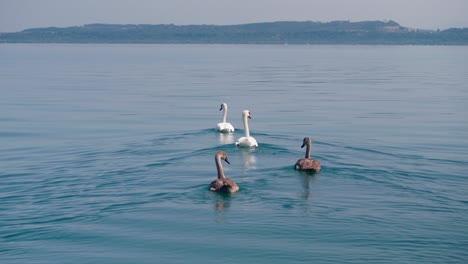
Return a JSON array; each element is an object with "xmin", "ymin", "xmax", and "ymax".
[
  {"xmin": 305, "ymin": 142, "xmax": 311, "ymax": 159},
  {"xmin": 215, "ymin": 154, "xmax": 225, "ymax": 179}
]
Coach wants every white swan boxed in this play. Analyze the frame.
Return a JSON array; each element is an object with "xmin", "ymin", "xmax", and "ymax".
[
  {"xmin": 236, "ymin": 110, "xmax": 258, "ymax": 148},
  {"xmin": 216, "ymin": 103, "xmax": 235, "ymax": 133}
]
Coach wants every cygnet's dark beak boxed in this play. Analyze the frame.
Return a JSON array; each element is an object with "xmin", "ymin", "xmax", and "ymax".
[
  {"xmin": 224, "ymin": 158, "xmax": 230, "ymax": 164},
  {"xmin": 301, "ymin": 142, "xmax": 306, "ymax": 148}
]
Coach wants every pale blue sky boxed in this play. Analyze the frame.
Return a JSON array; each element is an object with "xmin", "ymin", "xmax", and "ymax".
[{"xmin": 1, "ymin": 0, "xmax": 467, "ymax": 32}]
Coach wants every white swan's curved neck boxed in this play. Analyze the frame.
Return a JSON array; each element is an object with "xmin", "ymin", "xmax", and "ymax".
[
  {"xmin": 243, "ymin": 113, "xmax": 250, "ymax": 137},
  {"xmin": 215, "ymin": 155, "xmax": 225, "ymax": 179},
  {"xmin": 221, "ymin": 104, "xmax": 227, "ymax": 123}
]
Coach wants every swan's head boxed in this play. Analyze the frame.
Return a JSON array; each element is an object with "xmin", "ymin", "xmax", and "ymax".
[
  {"xmin": 219, "ymin": 103, "xmax": 227, "ymax": 111},
  {"xmin": 242, "ymin": 110, "xmax": 252, "ymax": 119},
  {"xmin": 216, "ymin": 150, "xmax": 230, "ymax": 164},
  {"xmin": 301, "ymin": 137, "xmax": 311, "ymax": 148}
]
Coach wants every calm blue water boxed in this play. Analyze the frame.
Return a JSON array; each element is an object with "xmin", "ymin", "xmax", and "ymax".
[{"xmin": 1, "ymin": 44, "xmax": 467, "ymax": 263}]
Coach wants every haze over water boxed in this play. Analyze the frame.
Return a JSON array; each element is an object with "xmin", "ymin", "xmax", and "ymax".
[{"xmin": 1, "ymin": 44, "xmax": 467, "ymax": 263}]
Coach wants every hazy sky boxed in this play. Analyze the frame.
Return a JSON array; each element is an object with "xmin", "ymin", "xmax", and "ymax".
[{"xmin": 1, "ymin": 0, "xmax": 467, "ymax": 32}]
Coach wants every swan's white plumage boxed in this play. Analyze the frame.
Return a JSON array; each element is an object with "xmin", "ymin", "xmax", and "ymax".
[
  {"xmin": 216, "ymin": 103, "xmax": 234, "ymax": 133},
  {"xmin": 236, "ymin": 110, "xmax": 258, "ymax": 148},
  {"xmin": 236, "ymin": 136, "xmax": 258, "ymax": 147},
  {"xmin": 217, "ymin": 122, "xmax": 235, "ymax": 133}
]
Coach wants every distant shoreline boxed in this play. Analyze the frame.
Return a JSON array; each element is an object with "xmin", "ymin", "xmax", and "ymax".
[{"xmin": 1, "ymin": 20, "xmax": 467, "ymax": 45}]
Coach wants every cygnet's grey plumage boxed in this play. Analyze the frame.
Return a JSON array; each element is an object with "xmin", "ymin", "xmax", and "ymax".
[
  {"xmin": 294, "ymin": 137, "xmax": 321, "ymax": 172},
  {"xmin": 209, "ymin": 150, "xmax": 239, "ymax": 193}
]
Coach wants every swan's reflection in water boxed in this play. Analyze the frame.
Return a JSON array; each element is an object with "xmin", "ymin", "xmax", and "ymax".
[
  {"xmin": 213, "ymin": 193, "xmax": 233, "ymax": 223},
  {"xmin": 218, "ymin": 132, "xmax": 234, "ymax": 145},
  {"xmin": 298, "ymin": 170, "xmax": 318, "ymax": 200},
  {"xmin": 240, "ymin": 148, "xmax": 256, "ymax": 171},
  {"xmin": 214, "ymin": 194, "xmax": 231, "ymax": 212}
]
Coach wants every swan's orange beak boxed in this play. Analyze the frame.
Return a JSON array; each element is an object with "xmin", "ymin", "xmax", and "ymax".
[{"xmin": 248, "ymin": 113, "xmax": 252, "ymax": 119}]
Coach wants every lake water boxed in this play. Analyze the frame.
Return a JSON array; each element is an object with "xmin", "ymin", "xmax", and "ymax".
[{"xmin": 1, "ymin": 44, "xmax": 467, "ymax": 264}]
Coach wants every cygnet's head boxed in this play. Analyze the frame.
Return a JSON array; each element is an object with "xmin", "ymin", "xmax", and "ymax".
[
  {"xmin": 216, "ymin": 150, "xmax": 230, "ymax": 164},
  {"xmin": 301, "ymin": 137, "xmax": 311, "ymax": 148}
]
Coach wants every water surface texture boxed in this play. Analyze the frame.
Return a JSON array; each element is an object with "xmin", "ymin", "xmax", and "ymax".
[{"xmin": 1, "ymin": 44, "xmax": 468, "ymax": 263}]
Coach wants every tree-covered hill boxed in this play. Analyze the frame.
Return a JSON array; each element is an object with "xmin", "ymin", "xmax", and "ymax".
[{"xmin": 1, "ymin": 20, "xmax": 467, "ymax": 45}]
